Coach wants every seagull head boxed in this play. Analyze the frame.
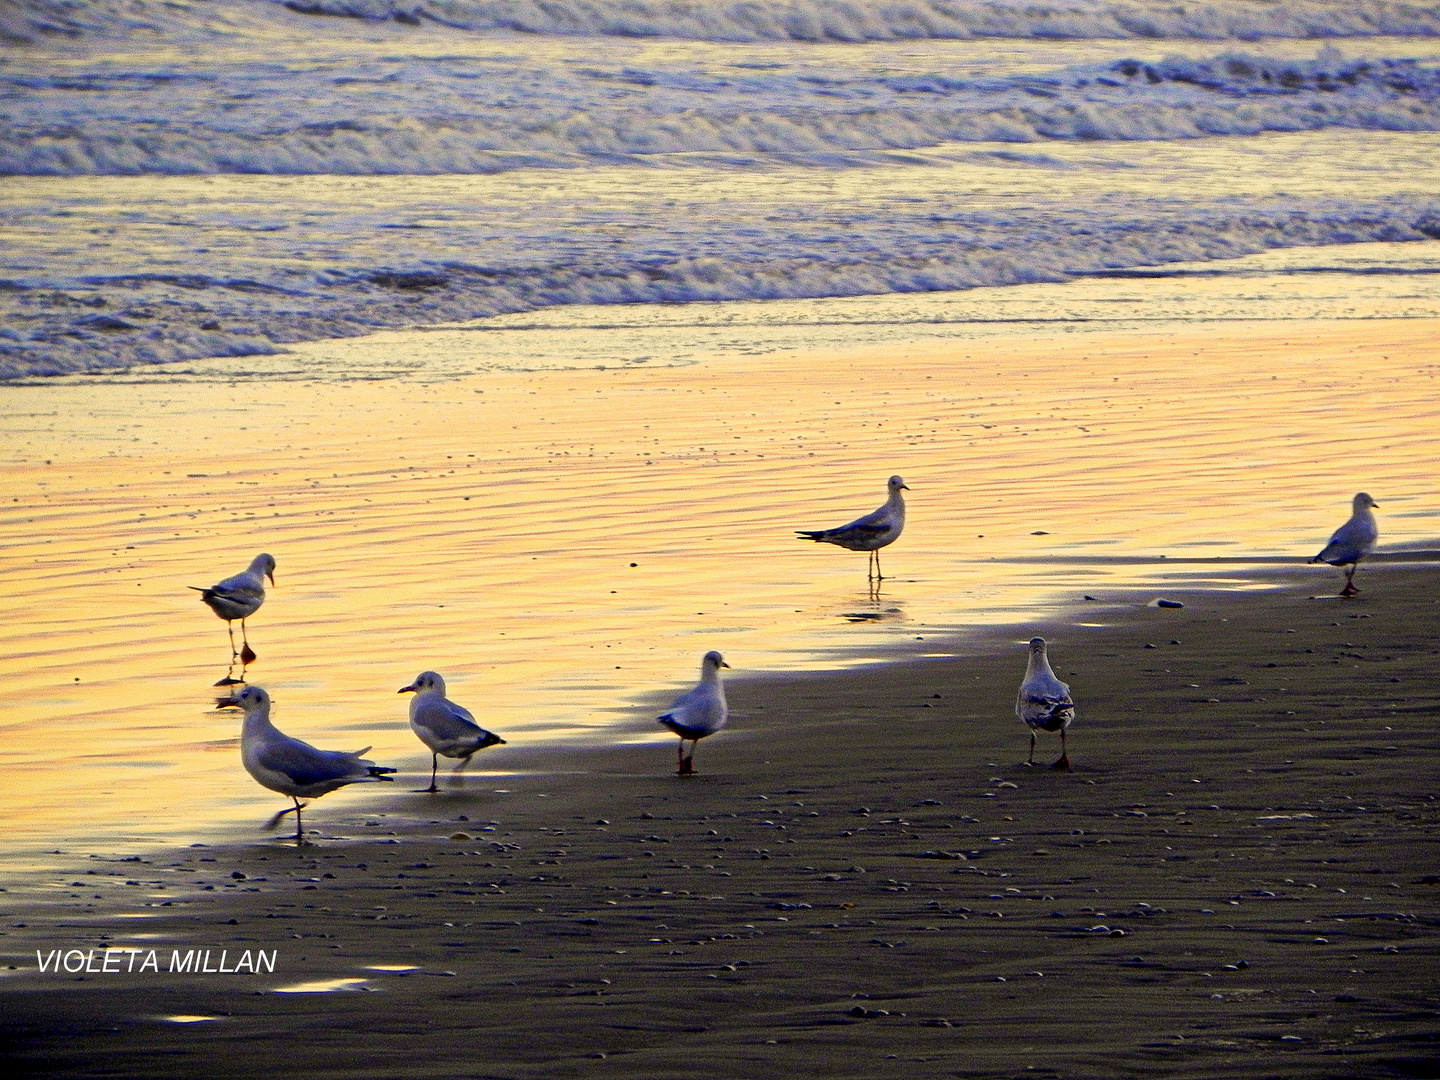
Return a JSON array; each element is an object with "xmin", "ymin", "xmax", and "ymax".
[
  {"xmin": 1028, "ymin": 637, "xmax": 1047, "ymax": 652},
  {"xmin": 1353, "ymin": 492, "xmax": 1379, "ymax": 510},
  {"xmin": 702, "ymin": 650, "xmax": 730, "ymax": 671},
  {"xmin": 216, "ymin": 684, "xmax": 269, "ymax": 711},
  {"xmin": 399, "ymin": 671, "xmax": 445, "ymax": 695},
  {"xmin": 253, "ymin": 553, "xmax": 276, "ymax": 585},
  {"xmin": 888, "ymin": 475, "xmax": 909, "ymax": 493}
]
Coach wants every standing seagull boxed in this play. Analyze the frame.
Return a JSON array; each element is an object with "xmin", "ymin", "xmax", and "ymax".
[
  {"xmin": 191, "ymin": 553, "xmax": 275, "ymax": 664},
  {"xmin": 216, "ymin": 685, "xmax": 395, "ymax": 845},
  {"xmin": 657, "ymin": 651, "xmax": 729, "ymax": 776},
  {"xmin": 1016, "ymin": 637, "xmax": 1075, "ymax": 770},
  {"xmin": 1310, "ymin": 492, "xmax": 1379, "ymax": 597},
  {"xmin": 797, "ymin": 475, "xmax": 908, "ymax": 582},
  {"xmin": 397, "ymin": 671, "xmax": 507, "ymax": 793}
]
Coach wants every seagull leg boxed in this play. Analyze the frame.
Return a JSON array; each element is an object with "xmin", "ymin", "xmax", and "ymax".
[
  {"xmin": 874, "ymin": 549, "xmax": 884, "ymax": 581},
  {"xmin": 1025, "ymin": 731, "xmax": 1036, "ymax": 766},
  {"xmin": 1340, "ymin": 564, "xmax": 1360, "ymax": 597},
  {"xmin": 239, "ymin": 619, "xmax": 257, "ymax": 665},
  {"xmin": 417, "ymin": 752, "xmax": 440, "ymax": 794},
  {"xmin": 214, "ymin": 658, "xmax": 245, "ymax": 687},
  {"xmin": 677, "ymin": 740, "xmax": 695, "ymax": 776},
  {"xmin": 1052, "ymin": 729, "xmax": 1071, "ymax": 771},
  {"xmin": 263, "ymin": 799, "xmax": 309, "ymax": 842},
  {"xmin": 226, "ymin": 620, "xmax": 240, "ymax": 659}
]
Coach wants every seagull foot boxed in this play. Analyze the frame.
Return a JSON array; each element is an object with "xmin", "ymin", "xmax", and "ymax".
[
  {"xmin": 1339, "ymin": 585, "xmax": 1359, "ymax": 597},
  {"xmin": 414, "ymin": 785, "xmax": 440, "ymax": 793},
  {"xmin": 1051, "ymin": 755, "xmax": 1071, "ymax": 771},
  {"xmin": 677, "ymin": 761, "xmax": 695, "ymax": 777},
  {"xmin": 240, "ymin": 644, "xmax": 258, "ymax": 665}
]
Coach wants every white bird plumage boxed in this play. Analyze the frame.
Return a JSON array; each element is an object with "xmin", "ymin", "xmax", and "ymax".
[
  {"xmin": 398, "ymin": 671, "xmax": 506, "ymax": 792},
  {"xmin": 190, "ymin": 553, "xmax": 275, "ymax": 664},
  {"xmin": 1309, "ymin": 492, "xmax": 1379, "ymax": 597},
  {"xmin": 657, "ymin": 650, "xmax": 730, "ymax": 776},
  {"xmin": 1016, "ymin": 637, "xmax": 1075, "ymax": 770},
  {"xmin": 216, "ymin": 684, "xmax": 395, "ymax": 844},
  {"xmin": 797, "ymin": 475, "xmax": 908, "ymax": 581}
]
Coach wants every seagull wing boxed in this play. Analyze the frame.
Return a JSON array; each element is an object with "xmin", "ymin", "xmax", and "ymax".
[
  {"xmin": 1018, "ymin": 685, "xmax": 1075, "ymax": 730},
  {"xmin": 413, "ymin": 696, "xmax": 484, "ymax": 741},
  {"xmin": 658, "ymin": 683, "xmax": 727, "ymax": 737},
  {"xmin": 251, "ymin": 736, "xmax": 364, "ymax": 787}
]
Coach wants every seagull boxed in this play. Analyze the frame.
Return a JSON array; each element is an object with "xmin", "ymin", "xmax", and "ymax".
[
  {"xmin": 1309, "ymin": 492, "xmax": 1379, "ymax": 597},
  {"xmin": 398, "ymin": 671, "xmax": 506, "ymax": 793},
  {"xmin": 190, "ymin": 553, "xmax": 275, "ymax": 664},
  {"xmin": 1016, "ymin": 637, "xmax": 1075, "ymax": 770},
  {"xmin": 797, "ymin": 475, "xmax": 908, "ymax": 581},
  {"xmin": 216, "ymin": 685, "xmax": 395, "ymax": 845},
  {"xmin": 657, "ymin": 651, "xmax": 729, "ymax": 776}
]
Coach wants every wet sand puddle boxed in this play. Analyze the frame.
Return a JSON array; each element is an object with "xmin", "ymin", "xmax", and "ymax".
[{"xmin": 0, "ymin": 313, "xmax": 1437, "ymax": 857}]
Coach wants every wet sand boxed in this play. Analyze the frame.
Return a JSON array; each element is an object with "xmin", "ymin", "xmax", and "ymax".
[
  {"xmin": 3, "ymin": 316, "xmax": 1439, "ymax": 854},
  {"xmin": 2, "ymin": 562, "xmax": 1437, "ymax": 1078}
]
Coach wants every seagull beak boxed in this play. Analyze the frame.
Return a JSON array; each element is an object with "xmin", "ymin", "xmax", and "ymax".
[
  {"xmin": 398, "ymin": 685, "xmax": 417, "ymax": 694},
  {"xmin": 721, "ymin": 660, "xmax": 731, "ymax": 668},
  {"xmin": 215, "ymin": 696, "xmax": 241, "ymax": 709},
  {"xmin": 267, "ymin": 570, "xmax": 275, "ymax": 585}
]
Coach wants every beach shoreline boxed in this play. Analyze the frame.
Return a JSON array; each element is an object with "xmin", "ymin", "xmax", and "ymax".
[
  {"xmin": 7, "ymin": 6, "xmax": 1440, "ymax": 1072},
  {"xmin": 2, "ymin": 560, "xmax": 1437, "ymax": 1078},
  {"xmin": 2, "ymin": 313, "xmax": 1439, "ymax": 849}
]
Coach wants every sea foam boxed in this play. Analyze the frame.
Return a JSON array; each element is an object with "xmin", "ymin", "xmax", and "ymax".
[{"xmin": 10, "ymin": 0, "xmax": 1440, "ymax": 45}]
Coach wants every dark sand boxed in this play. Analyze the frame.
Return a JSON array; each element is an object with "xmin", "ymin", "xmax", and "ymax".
[{"xmin": 3, "ymin": 563, "xmax": 1437, "ymax": 1078}]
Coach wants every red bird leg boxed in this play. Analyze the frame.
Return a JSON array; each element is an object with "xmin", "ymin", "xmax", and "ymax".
[{"xmin": 1052, "ymin": 728, "xmax": 1070, "ymax": 770}]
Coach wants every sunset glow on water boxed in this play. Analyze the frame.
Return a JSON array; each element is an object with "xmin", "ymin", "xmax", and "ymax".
[{"xmin": 2, "ymin": 285, "xmax": 1436, "ymax": 857}]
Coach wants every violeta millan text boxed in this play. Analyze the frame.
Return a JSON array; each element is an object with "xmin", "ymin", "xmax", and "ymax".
[{"xmin": 36, "ymin": 948, "xmax": 277, "ymax": 974}]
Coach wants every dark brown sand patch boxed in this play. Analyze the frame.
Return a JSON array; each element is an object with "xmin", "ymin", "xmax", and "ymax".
[{"xmin": 2, "ymin": 566, "xmax": 1437, "ymax": 1078}]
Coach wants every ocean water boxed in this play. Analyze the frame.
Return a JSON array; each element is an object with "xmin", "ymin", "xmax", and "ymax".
[{"xmin": 3, "ymin": 0, "xmax": 1440, "ymax": 376}]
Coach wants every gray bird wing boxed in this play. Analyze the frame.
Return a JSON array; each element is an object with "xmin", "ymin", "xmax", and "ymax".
[
  {"xmin": 253, "ymin": 735, "xmax": 370, "ymax": 786},
  {"xmin": 413, "ymin": 696, "xmax": 484, "ymax": 741},
  {"xmin": 835, "ymin": 504, "xmax": 892, "ymax": 535},
  {"xmin": 658, "ymin": 683, "xmax": 726, "ymax": 735}
]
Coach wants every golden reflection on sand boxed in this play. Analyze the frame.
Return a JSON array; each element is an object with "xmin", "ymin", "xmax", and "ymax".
[{"xmin": 0, "ymin": 318, "xmax": 1435, "ymax": 851}]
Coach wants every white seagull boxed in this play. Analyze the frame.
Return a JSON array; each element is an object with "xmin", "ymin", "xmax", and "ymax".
[
  {"xmin": 657, "ymin": 651, "xmax": 729, "ymax": 776},
  {"xmin": 1309, "ymin": 492, "xmax": 1379, "ymax": 597},
  {"xmin": 398, "ymin": 671, "xmax": 507, "ymax": 793},
  {"xmin": 1016, "ymin": 637, "xmax": 1075, "ymax": 770},
  {"xmin": 190, "ymin": 553, "xmax": 275, "ymax": 664},
  {"xmin": 797, "ymin": 475, "xmax": 908, "ymax": 581},
  {"xmin": 216, "ymin": 685, "xmax": 395, "ymax": 844}
]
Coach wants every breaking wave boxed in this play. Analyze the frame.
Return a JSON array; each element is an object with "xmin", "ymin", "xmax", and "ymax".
[
  {"xmin": 8, "ymin": 0, "xmax": 1440, "ymax": 45},
  {"xmin": 5, "ymin": 48, "xmax": 1438, "ymax": 176},
  {"xmin": 5, "ymin": 199, "xmax": 1438, "ymax": 377}
]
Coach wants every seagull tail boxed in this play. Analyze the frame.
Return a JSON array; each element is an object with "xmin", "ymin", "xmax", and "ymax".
[
  {"xmin": 796, "ymin": 530, "xmax": 826, "ymax": 542},
  {"xmin": 367, "ymin": 765, "xmax": 397, "ymax": 780}
]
